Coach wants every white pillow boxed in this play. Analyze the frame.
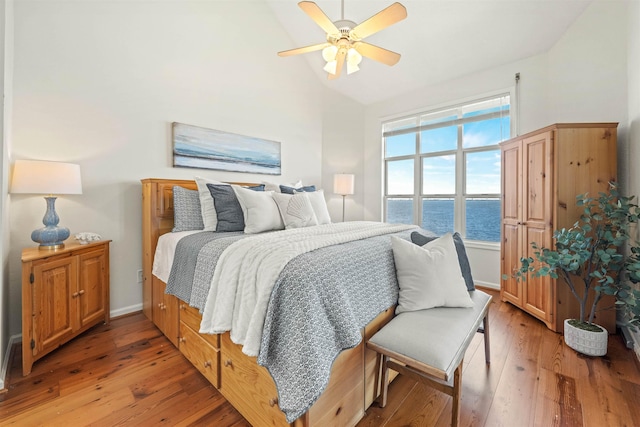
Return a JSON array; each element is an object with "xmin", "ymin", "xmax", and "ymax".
[
  {"xmin": 391, "ymin": 233, "xmax": 473, "ymax": 314},
  {"xmin": 261, "ymin": 180, "xmax": 303, "ymax": 193},
  {"xmin": 272, "ymin": 192, "xmax": 319, "ymax": 229},
  {"xmin": 195, "ymin": 176, "xmax": 226, "ymax": 231},
  {"xmin": 302, "ymin": 189, "xmax": 331, "ymax": 225},
  {"xmin": 232, "ymin": 185, "xmax": 284, "ymax": 234}
]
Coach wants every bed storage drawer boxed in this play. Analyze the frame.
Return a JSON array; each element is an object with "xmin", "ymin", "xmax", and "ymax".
[
  {"xmin": 179, "ymin": 322, "xmax": 220, "ymax": 388},
  {"xmin": 220, "ymin": 332, "xmax": 289, "ymax": 426},
  {"xmin": 179, "ymin": 303, "xmax": 220, "ymax": 349}
]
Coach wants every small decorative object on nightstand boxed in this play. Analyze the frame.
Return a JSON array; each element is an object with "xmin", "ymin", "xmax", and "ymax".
[{"xmin": 21, "ymin": 239, "xmax": 111, "ymax": 376}]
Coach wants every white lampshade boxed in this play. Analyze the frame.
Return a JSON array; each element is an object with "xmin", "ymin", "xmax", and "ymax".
[
  {"xmin": 322, "ymin": 45, "xmax": 338, "ymax": 62},
  {"xmin": 333, "ymin": 173, "xmax": 355, "ymax": 196},
  {"xmin": 323, "ymin": 60, "xmax": 337, "ymax": 75},
  {"xmin": 11, "ymin": 160, "xmax": 83, "ymax": 195}
]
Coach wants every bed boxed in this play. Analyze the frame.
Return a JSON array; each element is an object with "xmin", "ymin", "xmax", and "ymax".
[{"xmin": 141, "ymin": 178, "xmax": 417, "ymax": 426}]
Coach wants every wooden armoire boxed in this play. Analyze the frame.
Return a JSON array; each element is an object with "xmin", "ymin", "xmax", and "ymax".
[{"xmin": 500, "ymin": 123, "xmax": 618, "ymax": 333}]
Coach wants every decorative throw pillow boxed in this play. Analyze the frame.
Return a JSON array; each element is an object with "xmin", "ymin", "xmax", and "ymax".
[
  {"xmin": 206, "ymin": 184, "xmax": 244, "ymax": 232},
  {"xmin": 195, "ymin": 176, "xmax": 226, "ymax": 231},
  {"xmin": 261, "ymin": 180, "xmax": 302, "ymax": 193},
  {"xmin": 172, "ymin": 186, "xmax": 204, "ymax": 232},
  {"xmin": 302, "ymin": 189, "xmax": 331, "ymax": 225},
  {"xmin": 206, "ymin": 184, "xmax": 265, "ymax": 232},
  {"xmin": 410, "ymin": 231, "xmax": 475, "ymax": 291},
  {"xmin": 391, "ymin": 234, "xmax": 474, "ymax": 314},
  {"xmin": 232, "ymin": 185, "xmax": 285, "ymax": 234},
  {"xmin": 272, "ymin": 192, "xmax": 319, "ymax": 229},
  {"xmin": 279, "ymin": 184, "xmax": 316, "ymax": 194}
]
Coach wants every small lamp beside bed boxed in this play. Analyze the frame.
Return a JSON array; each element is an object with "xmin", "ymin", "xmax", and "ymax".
[
  {"xmin": 10, "ymin": 159, "xmax": 83, "ymax": 250},
  {"xmin": 333, "ymin": 173, "xmax": 355, "ymax": 222}
]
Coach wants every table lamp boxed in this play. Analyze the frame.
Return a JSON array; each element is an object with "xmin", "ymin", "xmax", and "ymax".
[
  {"xmin": 10, "ymin": 159, "xmax": 83, "ymax": 250},
  {"xmin": 333, "ymin": 173, "xmax": 355, "ymax": 222}
]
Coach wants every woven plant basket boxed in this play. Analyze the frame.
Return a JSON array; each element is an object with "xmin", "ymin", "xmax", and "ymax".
[{"xmin": 563, "ymin": 319, "xmax": 608, "ymax": 356}]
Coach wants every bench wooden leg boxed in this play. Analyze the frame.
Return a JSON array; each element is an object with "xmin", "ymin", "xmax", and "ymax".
[
  {"xmin": 483, "ymin": 312, "xmax": 491, "ymax": 364},
  {"xmin": 379, "ymin": 354, "xmax": 390, "ymax": 408},
  {"xmin": 451, "ymin": 362, "xmax": 462, "ymax": 427}
]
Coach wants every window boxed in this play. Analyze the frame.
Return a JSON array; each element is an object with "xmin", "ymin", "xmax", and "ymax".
[{"xmin": 383, "ymin": 94, "xmax": 510, "ymax": 243}]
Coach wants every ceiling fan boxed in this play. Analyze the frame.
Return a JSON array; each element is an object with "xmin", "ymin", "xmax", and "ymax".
[{"xmin": 278, "ymin": 1, "xmax": 407, "ymax": 80}]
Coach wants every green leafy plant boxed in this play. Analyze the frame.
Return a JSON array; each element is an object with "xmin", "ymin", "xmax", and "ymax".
[{"xmin": 506, "ymin": 183, "xmax": 640, "ymax": 330}]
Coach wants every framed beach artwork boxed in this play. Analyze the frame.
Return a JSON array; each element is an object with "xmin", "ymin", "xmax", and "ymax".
[{"xmin": 172, "ymin": 122, "xmax": 281, "ymax": 175}]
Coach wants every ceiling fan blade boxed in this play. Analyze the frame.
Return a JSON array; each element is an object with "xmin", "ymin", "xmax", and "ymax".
[
  {"xmin": 278, "ymin": 42, "xmax": 330, "ymax": 57},
  {"xmin": 298, "ymin": 1, "xmax": 340, "ymax": 36},
  {"xmin": 328, "ymin": 46, "xmax": 347, "ymax": 80},
  {"xmin": 354, "ymin": 42, "xmax": 401, "ymax": 66},
  {"xmin": 351, "ymin": 2, "xmax": 407, "ymax": 40}
]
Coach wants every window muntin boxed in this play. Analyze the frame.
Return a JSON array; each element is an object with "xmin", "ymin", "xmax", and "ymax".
[{"xmin": 383, "ymin": 94, "xmax": 509, "ymax": 242}]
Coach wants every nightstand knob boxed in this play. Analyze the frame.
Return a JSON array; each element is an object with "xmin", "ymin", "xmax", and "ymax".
[
  {"xmin": 204, "ymin": 361, "xmax": 212, "ymax": 368},
  {"xmin": 180, "ymin": 304, "xmax": 187, "ymax": 310},
  {"xmin": 72, "ymin": 292, "xmax": 79, "ymax": 298},
  {"xmin": 224, "ymin": 359, "xmax": 232, "ymax": 367},
  {"xmin": 78, "ymin": 289, "xmax": 85, "ymax": 296},
  {"xmin": 269, "ymin": 397, "xmax": 278, "ymax": 407},
  {"xmin": 179, "ymin": 337, "xmax": 186, "ymax": 343}
]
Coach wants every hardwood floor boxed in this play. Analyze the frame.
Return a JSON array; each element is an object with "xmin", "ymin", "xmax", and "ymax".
[{"xmin": 1, "ymin": 290, "xmax": 639, "ymax": 426}]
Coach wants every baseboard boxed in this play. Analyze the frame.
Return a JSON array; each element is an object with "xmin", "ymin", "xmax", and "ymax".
[
  {"xmin": 474, "ymin": 280, "xmax": 499, "ymax": 291},
  {"xmin": 0, "ymin": 334, "xmax": 21, "ymax": 391},
  {"xmin": 110, "ymin": 303, "xmax": 143, "ymax": 319}
]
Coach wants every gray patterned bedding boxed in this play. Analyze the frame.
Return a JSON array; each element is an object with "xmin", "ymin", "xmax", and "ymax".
[{"xmin": 163, "ymin": 225, "xmax": 427, "ymax": 422}]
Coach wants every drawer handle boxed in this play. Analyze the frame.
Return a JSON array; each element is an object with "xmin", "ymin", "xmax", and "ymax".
[
  {"xmin": 204, "ymin": 361, "xmax": 212, "ymax": 368},
  {"xmin": 78, "ymin": 289, "xmax": 85, "ymax": 296},
  {"xmin": 72, "ymin": 292, "xmax": 79, "ymax": 298},
  {"xmin": 224, "ymin": 359, "xmax": 233, "ymax": 367},
  {"xmin": 269, "ymin": 397, "xmax": 278, "ymax": 407},
  {"xmin": 178, "ymin": 337, "xmax": 186, "ymax": 343},
  {"xmin": 180, "ymin": 304, "xmax": 187, "ymax": 310}
]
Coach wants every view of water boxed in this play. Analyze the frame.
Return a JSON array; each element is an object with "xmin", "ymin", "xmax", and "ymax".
[{"xmin": 387, "ymin": 199, "xmax": 501, "ymax": 242}]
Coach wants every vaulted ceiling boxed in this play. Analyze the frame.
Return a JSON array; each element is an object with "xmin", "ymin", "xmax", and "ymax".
[{"xmin": 266, "ymin": 0, "xmax": 592, "ymax": 105}]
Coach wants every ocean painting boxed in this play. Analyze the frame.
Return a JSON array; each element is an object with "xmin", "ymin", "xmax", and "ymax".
[{"xmin": 172, "ymin": 122, "xmax": 281, "ymax": 175}]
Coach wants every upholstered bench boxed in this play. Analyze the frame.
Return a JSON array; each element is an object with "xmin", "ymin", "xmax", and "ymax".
[{"xmin": 367, "ymin": 289, "xmax": 492, "ymax": 427}]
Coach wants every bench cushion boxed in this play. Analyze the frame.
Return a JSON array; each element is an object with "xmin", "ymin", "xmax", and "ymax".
[{"xmin": 368, "ymin": 289, "xmax": 491, "ymax": 381}]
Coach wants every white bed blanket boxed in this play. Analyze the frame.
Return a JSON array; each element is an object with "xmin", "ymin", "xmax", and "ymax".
[{"xmin": 199, "ymin": 221, "xmax": 415, "ymax": 356}]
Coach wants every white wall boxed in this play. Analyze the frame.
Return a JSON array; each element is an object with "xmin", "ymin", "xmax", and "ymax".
[
  {"xmin": 0, "ymin": 0, "xmax": 11, "ymax": 390},
  {"xmin": 6, "ymin": 1, "xmax": 327, "ymax": 336},
  {"xmin": 353, "ymin": 1, "xmax": 629, "ymax": 288},
  {"xmin": 321, "ymin": 91, "xmax": 365, "ymax": 222}
]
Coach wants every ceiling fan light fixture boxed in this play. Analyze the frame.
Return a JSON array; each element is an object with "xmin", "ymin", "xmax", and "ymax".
[
  {"xmin": 347, "ymin": 48, "xmax": 362, "ymax": 65},
  {"xmin": 347, "ymin": 62, "xmax": 360, "ymax": 75},
  {"xmin": 346, "ymin": 48, "xmax": 362, "ymax": 74},
  {"xmin": 322, "ymin": 45, "xmax": 338, "ymax": 62},
  {"xmin": 323, "ymin": 60, "xmax": 337, "ymax": 75}
]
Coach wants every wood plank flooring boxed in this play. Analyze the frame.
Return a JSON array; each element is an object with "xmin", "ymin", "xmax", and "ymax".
[{"xmin": 1, "ymin": 289, "xmax": 639, "ymax": 426}]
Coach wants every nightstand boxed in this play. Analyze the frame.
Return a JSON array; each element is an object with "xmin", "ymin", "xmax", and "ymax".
[{"xmin": 21, "ymin": 240, "xmax": 111, "ymax": 376}]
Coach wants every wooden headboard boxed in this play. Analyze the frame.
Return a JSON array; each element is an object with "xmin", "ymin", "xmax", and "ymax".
[{"xmin": 140, "ymin": 178, "xmax": 256, "ymax": 318}]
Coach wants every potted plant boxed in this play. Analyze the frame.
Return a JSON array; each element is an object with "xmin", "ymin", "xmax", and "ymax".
[{"xmin": 508, "ymin": 183, "xmax": 640, "ymax": 356}]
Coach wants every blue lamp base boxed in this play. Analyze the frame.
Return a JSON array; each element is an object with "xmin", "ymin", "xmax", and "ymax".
[{"xmin": 32, "ymin": 196, "xmax": 70, "ymax": 250}]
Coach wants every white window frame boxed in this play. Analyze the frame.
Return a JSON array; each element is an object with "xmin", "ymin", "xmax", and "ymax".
[{"xmin": 382, "ymin": 92, "xmax": 513, "ymax": 243}]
